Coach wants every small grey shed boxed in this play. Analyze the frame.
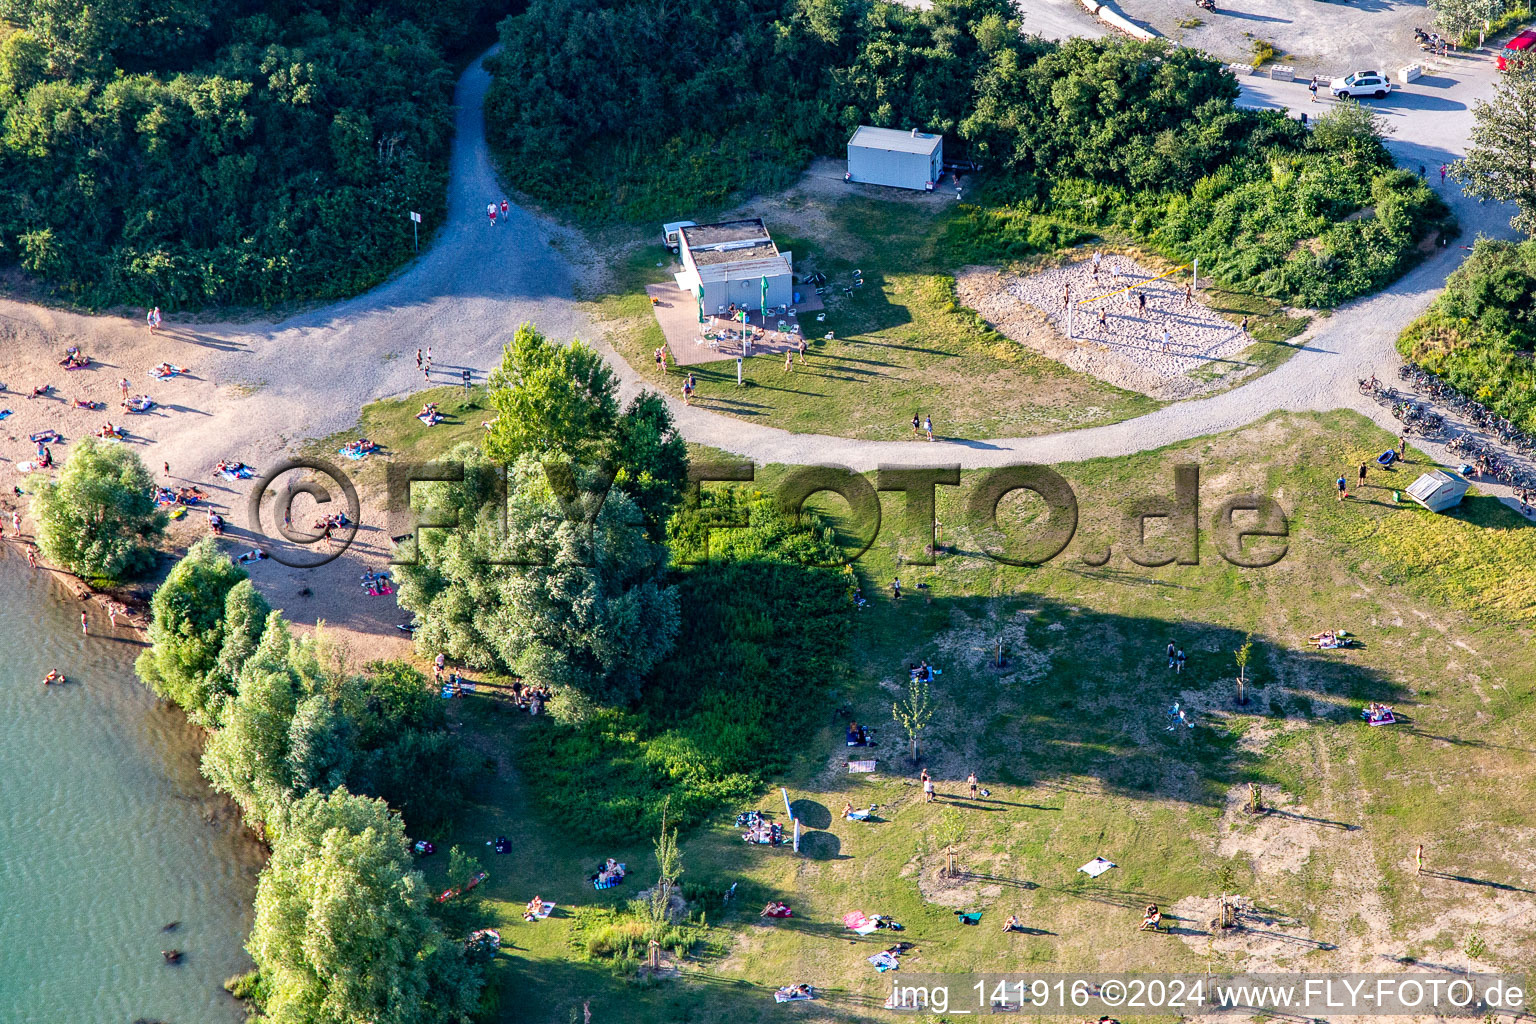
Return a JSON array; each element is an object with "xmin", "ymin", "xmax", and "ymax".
[
  {"xmin": 1405, "ymin": 470, "xmax": 1469, "ymax": 512},
  {"xmin": 846, "ymin": 126, "xmax": 943, "ymax": 191}
]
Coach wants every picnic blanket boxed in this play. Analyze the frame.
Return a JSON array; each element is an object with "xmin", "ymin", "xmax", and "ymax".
[
  {"xmin": 955, "ymin": 911, "xmax": 982, "ymax": 925},
  {"xmin": 1079, "ymin": 857, "xmax": 1116, "ymax": 878},
  {"xmin": 339, "ymin": 446, "xmax": 370, "ymax": 460},
  {"xmin": 846, "ymin": 807, "xmax": 875, "ymax": 822},
  {"xmin": 218, "ymin": 465, "xmax": 255, "ymax": 480},
  {"xmin": 842, "ymin": 911, "xmax": 879, "ymax": 935},
  {"xmin": 529, "ymin": 901, "xmax": 554, "ymax": 920},
  {"xmin": 774, "ymin": 989, "xmax": 815, "ymax": 1003},
  {"xmin": 0, "ymin": 410, "xmax": 10, "ymax": 421},
  {"xmin": 149, "ymin": 366, "xmax": 185, "ymax": 379},
  {"xmin": 847, "ymin": 759, "xmax": 876, "ymax": 774},
  {"xmin": 868, "ymin": 951, "xmax": 900, "ymax": 972}
]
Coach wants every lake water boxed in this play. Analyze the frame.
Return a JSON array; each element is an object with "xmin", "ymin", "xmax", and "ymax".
[{"xmin": 0, "ymin": 549, "xmax": 263, "ymax": 1023}]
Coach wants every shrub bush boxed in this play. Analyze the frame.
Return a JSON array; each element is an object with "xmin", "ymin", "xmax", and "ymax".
[
  {"xmin": 519, "ymin": 490, "xmax": 852, "ymax": 843},
  {"xmin": 1397, "ymin": 237, "xmax": 1536, "ymax": 434}
]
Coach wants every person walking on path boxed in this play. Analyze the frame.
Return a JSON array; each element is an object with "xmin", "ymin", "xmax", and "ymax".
[
  {"xmin": 1167, "ymin": 642, "xmax": 1177, "ymax": 669},
  {"xmin": 1309, "ymin": 76, "xmax": 1318, "ymax": 101},
  {"xmin": 967, "ymin": 772, "xmax": 979, "ymax": 799},
  {"xmin": 1240, "ymin": 315, "xmax": 1249, "ymax": 337},
  {"xmin": 487, "ymin": 202, "xmax": 497, "ymax": 226},
  {"xmin": 416, "ymin": 348, "xmax": 422, "ymax": 370},
  {"xmin": 499, "ymin": 198, "xmax": 509, "ymax": 222},
  {"xmin": 923, "ymin": 774, "xmax": 936, "ymax": 803},
  {"xmin": 80, "ymin": 610, "xmax": 88, "ymax": 635},
  {"xmin": 1337, "ymin": 474, "xmax": 1349, "ymax": 502},
  {"xmin": 1416, "ymin": 843, "xmax": 1424, "ymax": 875},
  {"xmin": 912, "ymin": 412, "xmax": 922, "ymax": 438},
  {"xmin": 1398, "ymin": 434, "xmax": 1407, "ymax": 459},
  {"xmin": 1358, "ymin": 461, "xmax": 1368, "ymax": 489},
  {"xmin": 923, "ymin": 415, "xmax": 934, "ymax": 442}
]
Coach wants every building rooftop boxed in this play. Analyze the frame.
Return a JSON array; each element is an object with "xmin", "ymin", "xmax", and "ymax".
[
  {"xmin": 680, "ymin": 219, "xmax": 771, "ymax": 249},
  {"xmin": 694, "ymin": 254, "xmax": 792, "ymax": 283},
  {"xmin": 848, "ymin": 125, "xmax": 942, "ymax": 155},
  {"xmin": 691, "ymin": 240, "xmax": 779, "ymax": 265}
]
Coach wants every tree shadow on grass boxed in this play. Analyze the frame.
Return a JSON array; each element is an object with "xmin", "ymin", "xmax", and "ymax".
[
  {"xmin": 875, "ymin": 594, "xmax": 1415, "ymax": 810},
  {"xmin": 789, "ymin": 799, "xmax": 831, "ymax": 829},
  {"xmin": 796, "ymin": 830, "xmax": 847, "ymax": 861}
]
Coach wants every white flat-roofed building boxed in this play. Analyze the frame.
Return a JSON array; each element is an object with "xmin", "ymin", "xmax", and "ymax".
[
  {"xmin": 846, "ymin": 125, "xmax": 943, "ymax": 191},
  {"xmin": 674, "ymin": 218, "xmax": 794, "ymax": 314}
]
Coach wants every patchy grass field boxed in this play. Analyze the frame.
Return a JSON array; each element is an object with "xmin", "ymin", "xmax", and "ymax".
[{"xmin": 407, "ymin": 410, "xmax": 1536, "ymax": 1023}]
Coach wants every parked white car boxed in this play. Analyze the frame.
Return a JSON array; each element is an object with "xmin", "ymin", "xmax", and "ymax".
[{"xmin": 1330, "ymin": 70, "xmax": 1392, "ymax": 99}]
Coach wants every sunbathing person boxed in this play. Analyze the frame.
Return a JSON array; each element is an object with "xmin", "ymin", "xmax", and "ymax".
[
  {"xmin": 1002, "ymin": 914, "xmax": 1022, "ymax": 933},
  {"xmin": 29, "ymin": 384, "xmax": 50, "ymax": 398}
]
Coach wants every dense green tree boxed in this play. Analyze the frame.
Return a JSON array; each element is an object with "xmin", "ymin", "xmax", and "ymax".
[
  {"xmin": 483, "ymin": 323, "xmax": 620, "ymax": 465},
  {"xmin": 610, "ymin": 391, "xmax": 689, "ymax": 538},
  {"xmin": 250, "ymin": 788, "xmax": 482, "ymax": 1024},
  {"xmin": 202, "ymin": 613, "xmax": 304, "ymax": 825},
  {"xmin": 0, "ymin": 0, "xmax": 496, "ymax": 306},
  {"xmin": 1452, "ymin": 56, "xmax": 1536, "ymax": 235},
  {"xmin": 397, "ymin": 449, "xmax": 679, "ymax": 707},
  {"xmin": 29, "ymin": 437, "xmax": 164, "ymax": 581},
  {"xmin": 135, "ymin": 537, "xmax": 249, "ymax": 723}
]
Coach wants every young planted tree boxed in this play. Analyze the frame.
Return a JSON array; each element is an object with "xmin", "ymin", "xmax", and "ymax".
[
  {"xmin": 649, "ymin": 801, "xmax": 684, "ymax": 924},
  {"xmin": 1452, "ymin": 57, "xmax": 1536, "ymax": 234},
  {"xmin": 892, "ymin": 673, "xmax": 936, "ymax": 761},
  {"xmin": 1428, "ymin": 0, "xmax": 1499, "ymax": 43},
  {"xmin": 1234, "ymin": 633, "xmax": 1254, "ymax": 706},
  {"xmin": 30, "ymin": 437, "xmax": 164, "ymax": 581}
]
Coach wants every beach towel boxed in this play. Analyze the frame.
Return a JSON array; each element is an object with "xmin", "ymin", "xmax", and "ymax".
[
  {"xmin": 868, "ymin": 951, "xmax": 900, "ymax": 972},
  {"xmin": 339, "ymin": 447, "xmax": 369, "ymax": 460},
  {"xmin": 1079, "ymin": 857, "xmax": 1116, "ymax": 878},
  {"xmin": 848, "ymin": 760, "xmax": 876, "ymax": 773},
  {"xmin": 843, "ymin": 911, "xmax": 877, "ymax": 934},
  {"xmin": 219, "ymin": 466, "xmax": 255, "ymax": 481},
  {"xmin": 774, "ymin": 990, "xmax": 814, "ymax": 1003},
  {"xmin": 0, "ymin": 410, "xmax": 9, "ymax": 420},
  {"xmin": 149, "ymin": 366, "xmax": 183, "ymax": 379},
  {"xmin": 530, "ymin": 901, "xmax": 554, "ymax": 919},
  {"xmin": 847, "ymin": 808, "xmax": 874, "ymax": 821}
]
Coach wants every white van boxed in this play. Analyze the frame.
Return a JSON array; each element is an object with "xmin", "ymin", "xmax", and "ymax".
[{"xmin": 662, "ymin": 220, "xmax": 696, "ymax": 253}]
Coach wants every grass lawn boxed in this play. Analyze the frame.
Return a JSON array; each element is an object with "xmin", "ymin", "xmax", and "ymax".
[
  {"xmin": 584, "ymin": 184, "xmax": 1313, "ymax": 441},
  {"xmin": 301, "ymin": 384, "xmax": 491, "ymax": 490},
  {"xmin": 406, "ymin": 410, "xmax": 1536, "ymax": 1023}
]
